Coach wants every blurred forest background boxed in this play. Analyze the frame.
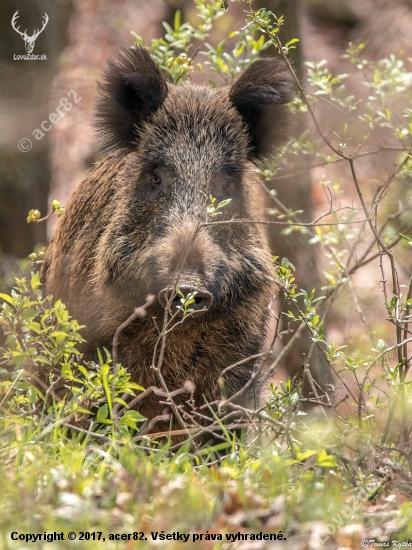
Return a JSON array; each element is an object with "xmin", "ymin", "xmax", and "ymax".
[{"xmin": 1, "ymin": 0, "xmax": 412, "ymax": 386}]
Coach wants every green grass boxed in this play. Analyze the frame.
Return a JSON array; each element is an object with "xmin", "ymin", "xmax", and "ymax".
[{"xmin": 0, "ymin": 418, "xmax": 411, "ymax": 549}]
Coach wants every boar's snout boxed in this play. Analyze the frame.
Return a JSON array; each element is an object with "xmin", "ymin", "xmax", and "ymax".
[{"xmin": 158, "ymin": 285, "xmax": 213, "ymax": 317}]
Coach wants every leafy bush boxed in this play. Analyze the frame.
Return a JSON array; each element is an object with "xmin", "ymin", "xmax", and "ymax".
[{"xmin": 0, "ymin": 272, "xmax": 145, "ymax": 444}]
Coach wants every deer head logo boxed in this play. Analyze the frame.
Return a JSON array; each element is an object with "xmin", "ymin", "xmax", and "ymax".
[{"xmin": 11, "ymin": 11, "xmax": 49, "ymax": 54}]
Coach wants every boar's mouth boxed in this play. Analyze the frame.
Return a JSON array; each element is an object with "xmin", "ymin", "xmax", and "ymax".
[{"xmin": 158, "ymin": 285, "xmax": 213, "ymax": 318}]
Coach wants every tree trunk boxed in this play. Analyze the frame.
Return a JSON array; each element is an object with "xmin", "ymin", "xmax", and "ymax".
[{"xmin": 255, "ymin": 0, "xmax": 329, "ymax": 394}]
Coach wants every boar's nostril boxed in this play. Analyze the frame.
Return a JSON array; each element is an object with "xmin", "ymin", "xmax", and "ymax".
[{"xmin": 158, "ymin": 285, "xmax": 213, "ymax": 316}]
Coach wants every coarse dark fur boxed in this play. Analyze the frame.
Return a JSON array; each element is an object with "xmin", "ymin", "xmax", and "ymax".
[{"xmin": 41, "ymin": 47, "xmax": 294, "ymax": 433}]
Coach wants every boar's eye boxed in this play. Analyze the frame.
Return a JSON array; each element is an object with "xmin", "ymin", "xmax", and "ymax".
[
  {"xmin": 151, "ymin": 171, "xmax": 162, "ymax": 185},
  {"xmin": 222, "ymin": 178, "xmax": 232, "ymax": 191},
  {"xmin": 219, "ymin": 172, "xmax": 236, "ymax": 193}
]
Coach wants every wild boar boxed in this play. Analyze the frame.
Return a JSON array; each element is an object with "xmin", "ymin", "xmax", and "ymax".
[{"xmin": 41, "ymin": 47, "xmax": 293, "ymax": 436}]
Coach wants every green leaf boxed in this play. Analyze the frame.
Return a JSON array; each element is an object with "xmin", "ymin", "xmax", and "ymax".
[
  {"xmin": 49, "ymin": 331, "xmax": 69, "ymax": 339},
  {"xmin": 218, "ymin": 198, "xmax": 232, "ymax": 208},
  {"xmin": 120, "ymin": 410, "xmax": 147, "ymax": 429},
  {"xmin": 174, "ymin": 10, "xmax": 181, "ymax": 31},
  {"xmin": 315, "ymin": 450, "xmax": 338, "ymax": 468},
  {"xmin": 0, "ymin": 293, "xmax": 14, "ymax": 306},
  {"xmin": 399, "ymin": 233, "xmax": 412, "ymax": 246},
  {"xmin": 234, "ymin": 43, "xmax": 245, "ymax": 58},
  {"xmin": 96, "ymin": 403, "xmax": 109, "ymax": 423},
  {"xmin": 36, "ymin": 357, "xmax": 51, "ymax": 365},
  {"xmin": 296, "ymin": 449, "xmax": 317, "ymax": 461},
  {"xmin": 21, "ymin": 310, "xmax": 39, "ymax": 320},
  {"xmin": 285, "ymin": 38, "xmax": 299, "ymax": 47},
  {"xmin": 30, "ymin": 271, "xmax": 41, "ymax": 290},
  {"xmin": 128, "ymin": 383, "xmax": 145, "ymax": 392}
]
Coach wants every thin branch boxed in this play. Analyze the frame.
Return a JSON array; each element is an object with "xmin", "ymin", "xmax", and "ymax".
[{"xmin": 112, "ymin": 296, "xmax": 154, "ymax": 367}]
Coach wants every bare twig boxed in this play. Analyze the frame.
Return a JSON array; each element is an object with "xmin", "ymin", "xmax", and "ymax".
[{"xmin": 112, "ymin": 296, "xmax": 155, "ymax": 367}]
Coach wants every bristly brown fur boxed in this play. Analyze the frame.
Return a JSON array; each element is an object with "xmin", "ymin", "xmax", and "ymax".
[
  {"xmin": 96, "ymin": 47, "xmax": 168, "ymax": 152},
  {"xmin": 229, "ymin": 57, "xmax": 294, "ymax": 160},
  {"xmin": 41, "ymin": 47, "xmax": 295, "ymax": 435}
]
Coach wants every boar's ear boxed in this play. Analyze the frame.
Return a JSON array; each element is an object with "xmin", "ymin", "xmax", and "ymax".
[
  {"xmin": 96, "ymin": 47, "xmax": 168, "ymax": 151},
  {"xmin": 229, "ymin": 58, "xmax": 294, "ymax": 161}
]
